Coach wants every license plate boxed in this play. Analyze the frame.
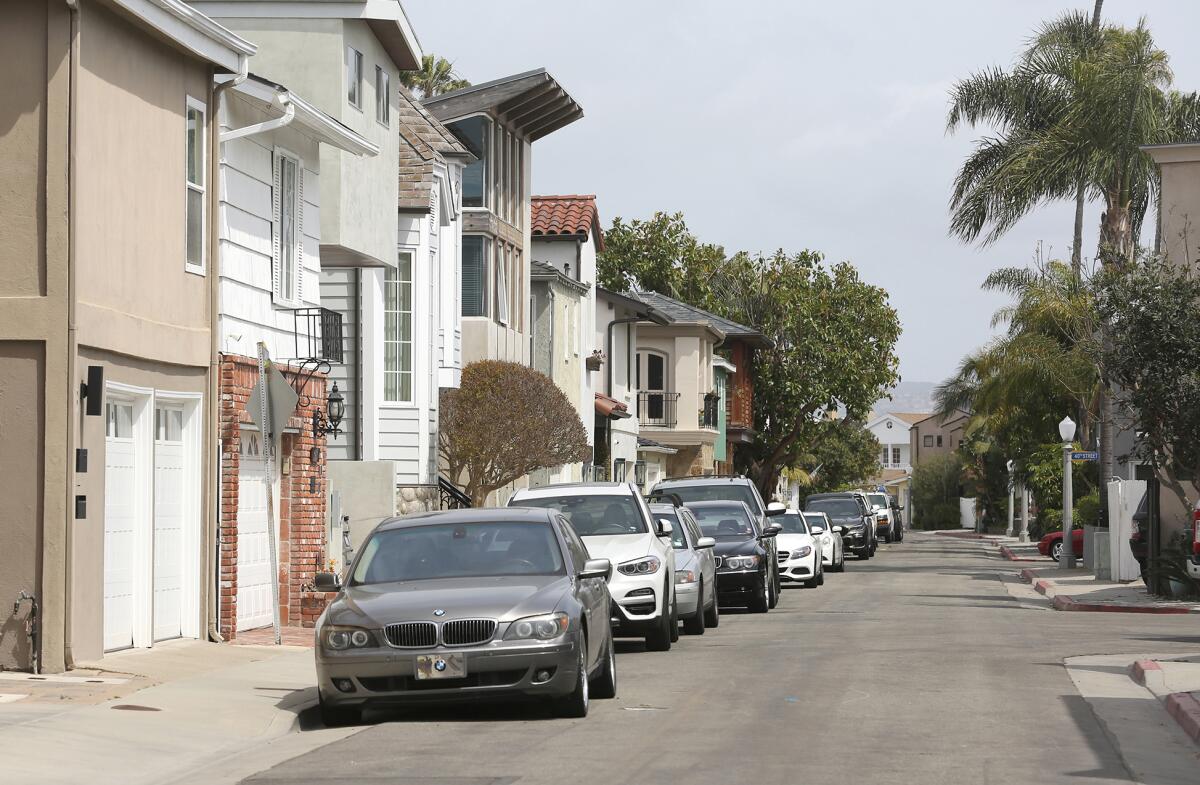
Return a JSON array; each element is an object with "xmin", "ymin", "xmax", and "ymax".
[{"xmin": 414, "ymin": 653, "xmax": 466, "ymax": 680}]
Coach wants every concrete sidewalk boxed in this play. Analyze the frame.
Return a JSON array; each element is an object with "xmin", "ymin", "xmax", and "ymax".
[
  {"xmin": 0, "ymin": 639, "xmax": 318, "ymax": 785},
  {"xmin": 1018, "ymin": 564, "xmax": 1200, "ymax": 613},
  {"xmin": 1130, "ymin": 656, "xmax": 1200, "ymax": 745}
]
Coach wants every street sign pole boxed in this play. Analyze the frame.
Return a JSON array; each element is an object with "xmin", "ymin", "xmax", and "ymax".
[
  {"xmin": 1061, "ymin": 443, "xmax": 1076, "ymax": 570},
  {"xmin": 256, "ymin": 343, "xmax": 282, "ymax": 645}
]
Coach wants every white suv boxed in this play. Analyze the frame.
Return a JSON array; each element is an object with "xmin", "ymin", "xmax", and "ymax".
[{"xmin": 510, "ymin": 483, "xmax": 678, "ymax": 651}]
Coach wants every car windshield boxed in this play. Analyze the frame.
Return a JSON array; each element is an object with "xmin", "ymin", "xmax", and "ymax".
[
  {"xmin": 806, "ymin": 498, "xmax": 861, "ymax": 518},
  {"xmin": 515, "ymin": 494, "xmax": 649, "ymax": 536},
  {"xmin": 690, "ymin": 505, "xmax": 758, "ymax": 539},
  {"xmin": 351, "ymin": 522, "xmax": 564, "ymax": 584},
  {"xmin": 658, "ymin": 483, "xmax": 761, "ymax": 512},
  {"xmin": 775, "ymin": 513, "xmax": 808, "ymax": 534},
  {"xmin": 652, "ymin": 509, "xmax": 688, "ymax": 549},
  {"xmin": 868, "ymin": 494, "xmax": 889, "ymax": 509},
  {"xmin": 803, "ymin": 514, "xmax": 828, "ymax": 533}
]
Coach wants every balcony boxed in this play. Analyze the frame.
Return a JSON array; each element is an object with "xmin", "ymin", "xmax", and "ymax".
[
  {"xmin": 701, "ymin": 392, "xmax": 720, "ymax": 429},
  {"xmin": 637, "ymin": 391, "xmax": 680, "ymax": 428},
  {"xmin": 291, "ymin": 307, "xmax": 344, "ymax": 363}
]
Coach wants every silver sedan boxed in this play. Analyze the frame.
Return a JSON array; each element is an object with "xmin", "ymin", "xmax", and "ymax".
[{"xmin": 649, "ymin": 502, "xmax": 718, "ymax": 633}]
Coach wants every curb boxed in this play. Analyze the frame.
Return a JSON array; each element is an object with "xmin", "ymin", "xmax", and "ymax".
[
  {"xmin": 1165, "ymin": 692, "xmax": 1200, "ymax": 743},
  {"xmin": 1018, "ymin": 570, "xmax": 1197, "ymax": 613},
  {"xmin": 933, "ymin": 531, "xmax": 1005, "ymax": 540},
  {"xmin": 999, "ymin": 545, "xmax": 1042, "ymax": 562},
  {"xmin": 1130, "ymin": 660, "xmax": 1167, "ymax": 693}
]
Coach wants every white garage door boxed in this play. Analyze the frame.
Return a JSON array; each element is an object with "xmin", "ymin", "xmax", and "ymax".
[
  {"xmin": 104, "ymin": 401, "xmax": 136, "ymax": 652},
  {"xmin": 237, "ymin": 432, "xmax": 275, "ymax": 631},
  {"xmin": 153, "ymin": 406, "xmax": 185, "ymax": 641}
]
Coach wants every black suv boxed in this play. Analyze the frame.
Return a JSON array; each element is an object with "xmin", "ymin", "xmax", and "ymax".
[
  {"xmin": 804, "ymin": 492, "xmax": 876, "ymax": 559},
  {"xmin": 684, "ymin": 500, "xmax": 780, "ymax": 613}
]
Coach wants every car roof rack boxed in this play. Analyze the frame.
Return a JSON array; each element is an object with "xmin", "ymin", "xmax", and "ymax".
[{"xmin": 658, "ymin": 474, "xmax": 747, "ymax": 482}]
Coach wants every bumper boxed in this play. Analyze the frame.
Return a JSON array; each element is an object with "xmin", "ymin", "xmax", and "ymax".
[
  {"xmin": 316, "ymin": 634, "xmax": 581, "ymax": 708},
  {"xmin": 675, "ymin": 580, "xmax": 700, "ymax": 615},
  {"xmin": 1188, "ymin": 557, "xmax": 1200, "ymax": 580},
  {"xmin": 841, "ymin": 530, "xmax": 869, "ymax": 552},
  {"xmin": 716, "ymin": 569, "xmax": 765, "ymax": 604},
  {"xmin": 819, "ymin": 541, "xmax": 835, "ymax": 564},
  {"xmin": 778, "ymin": 553, "xmax": 818, "ymax": 583},
  {"xmin": 609, "ymin": 572, "xmax": 667, "ymax": 635}
]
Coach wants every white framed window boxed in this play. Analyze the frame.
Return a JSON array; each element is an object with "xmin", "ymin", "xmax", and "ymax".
[
  {"xmin": 272, "ymin": 149, "xmax": 303, "ymax": 306},
  {"xmin": 496, "ymin": 244, "xmax": 510, "ymax": 326},
  {"xmin": 462, "ymin": 235, "xmax": 489, "ymax": 317},
  {"xmin": 892, "ymin": 447, "xmax": 901, "ymax": 465},
  {"xmin": 384, "ymin": 252, "xmax": 414, "ymax": 402},
  {"xmin": 185, "ymin": 97, "xmax": 206, "ymax": 273},
  {"xmin": 375, "ymin": 65, "xmax": 390, "ymax": 126},
  {"xmin": 347, "ymin": 47, "xmax": 363, "ymax": 109},
  {"xmin": 881, "ymin": 447, "xmax": 889, "ymax": 466}
]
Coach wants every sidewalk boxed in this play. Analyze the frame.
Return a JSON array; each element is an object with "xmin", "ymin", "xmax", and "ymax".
[
  {"xmin": 1130, "ymin": 656, "xmax": 1200, "ymax": 745},
  {"xmin": 0, "ymin": 639, "xmax": 318, "ymax": 785},
  {"xmin": 1018, "ymin": 564, "xmax": 1200, "ymax": 613}
]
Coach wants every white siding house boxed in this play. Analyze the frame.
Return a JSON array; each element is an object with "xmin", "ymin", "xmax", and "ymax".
[{"xmin": 866, "ymin": 412, "xmax": 926, "ymax": 475}]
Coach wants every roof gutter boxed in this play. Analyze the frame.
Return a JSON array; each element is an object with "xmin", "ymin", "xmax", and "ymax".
[{"xmin": 221, "ymin": 90, "xmax": 295, "ymax": 143}]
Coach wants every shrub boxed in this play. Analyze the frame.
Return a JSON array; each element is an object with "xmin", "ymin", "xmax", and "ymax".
[{"xmin": 912, "ymin": 453, "xmax": 964, "ymax": 530}]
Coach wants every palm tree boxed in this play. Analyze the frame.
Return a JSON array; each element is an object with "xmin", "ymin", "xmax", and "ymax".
[{"xmin": 400, "ymin": 55, "xmax": 470, "ymax": 100}]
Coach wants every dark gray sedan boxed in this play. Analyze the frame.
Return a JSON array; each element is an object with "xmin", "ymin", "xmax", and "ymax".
[{"xmin": 312, "ymin": 508, "xmax": 616, "ymax": 724}]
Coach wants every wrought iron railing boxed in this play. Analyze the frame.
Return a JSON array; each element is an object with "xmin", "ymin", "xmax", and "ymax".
[
  {"xmin": 292, "ymin": 307, "xmax": 344, "ymax": 364},
  {"xmin": 637, "ymin": 391, "xmax": 679, "ymax": 428},
  {"xmin": 438, "ymin": 476, "xmax": 472, "ymax": 509},
  {"xmin": 702, "ymin": 392, "xmax": 721, "ymax": 429}
]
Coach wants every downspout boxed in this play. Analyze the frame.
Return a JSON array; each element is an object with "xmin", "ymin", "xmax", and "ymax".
[
  {"xmin": 206, "ymin": 55, "xmax": 248, "ymax": 644},
  {"xmin": 62, "ymin": 0, "xmax": 80, "ymax": 670},
  {"xmin": 605, "ymin": 316, "xmax": 641, "ymax": 397}
]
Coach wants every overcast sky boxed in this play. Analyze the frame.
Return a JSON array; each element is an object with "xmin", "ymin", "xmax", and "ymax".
[{"xmin": 405, "ymin": 1, "xmax": 1200, "ymax": 385}]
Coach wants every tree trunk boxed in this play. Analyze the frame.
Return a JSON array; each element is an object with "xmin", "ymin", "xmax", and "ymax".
[
  {"xmin": 1098, "ymin": 384, "xmax": 1114, "ymax": 492},
  {"xmin": 1072, "ymin": 180, "xmax": 1085, "ymax": 276},
  {"xmin": 1091, "ymin": 0, "xmax": 1104, "ymax": 28}
]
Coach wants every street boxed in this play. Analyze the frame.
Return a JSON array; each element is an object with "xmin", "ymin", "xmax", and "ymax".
[{"xmin": 230, "ymin": 533, "xmax": 1200, "ymax": 785}]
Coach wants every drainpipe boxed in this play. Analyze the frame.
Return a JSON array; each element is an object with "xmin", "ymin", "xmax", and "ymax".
[
  {"xmin": 220, "ymin": 92, "xmax": 295, "ymax": 143},
  {"xmin": 605, "ymin": 316, "xmax": 641, "ymax": 397},
  {"xmin": 206, "ymin": 56, "xmax": 248, "ymax": 644},
  {"xmin": 62, "ymin": 0, "xmax": 80, "ymax": 670}
]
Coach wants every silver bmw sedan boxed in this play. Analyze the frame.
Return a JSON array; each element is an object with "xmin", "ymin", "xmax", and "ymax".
[{"xmin": 312, "ymin": 507, "xmax": 616, "ymax": 724}]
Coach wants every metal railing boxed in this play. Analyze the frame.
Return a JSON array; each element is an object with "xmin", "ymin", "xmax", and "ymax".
[
  {"xmin": 292, "ymin": 307, "xmax": 344, "ymax": 364},
  {"xmin": 702, "ymin": 392, "xmax": 720, "ymax": 429},
  {"xmin": 637, "ymin": 391, "xmax": 680, "ymax": 428},
  {"xmin": 438, "ymin": 476, "xmax": 472, "ymax": 509}
]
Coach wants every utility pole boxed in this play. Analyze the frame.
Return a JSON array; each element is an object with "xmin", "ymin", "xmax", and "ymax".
[{"xmin": 1060, "ymin": 416, "xmax": 1077, "ymax": 570}]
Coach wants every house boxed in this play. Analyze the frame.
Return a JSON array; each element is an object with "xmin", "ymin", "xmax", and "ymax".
[
  {"xmin": 866, "ymin": 411, "xmax": 927, "ymax": 476},
  {"xmin": 529, "ymin": 195, "xmax": 604, "ymax": 484},
  {"xmin": 629, "ymin": 292, "xmax": 770, "ymax": 477},
  {"xmin": 213, "ymin": 74, "xmax": 376, "ymax": 639},
  {"xmin": 0, "ymin": 0, "xmax": 255, "ymax": 670},
  {"xmin": 909, "ymin": 410, "xmax": 969, "ymax": 468}
]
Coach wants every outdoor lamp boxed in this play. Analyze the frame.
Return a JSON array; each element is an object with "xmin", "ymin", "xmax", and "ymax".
[
  {"xmin": 1058, "ymin": 415, "xmax": 1076, "ymax": 444},
  {"xmin": 634, "ymin": 460, "xmax": 647, "ymax": 486},
  {"xmin": 313, "ymin": 382, "xmax": 345, "ymax": 439}
]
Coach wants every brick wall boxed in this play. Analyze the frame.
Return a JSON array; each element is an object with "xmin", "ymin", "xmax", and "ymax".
[{"xmin": 218, "ymin": 354, "xmax": 329, "ymax": 641}]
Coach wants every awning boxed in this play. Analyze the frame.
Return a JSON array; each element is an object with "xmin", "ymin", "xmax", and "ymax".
[{"xmin": 595, "ymin": 393, "xmax": 631, "ymax": 419}]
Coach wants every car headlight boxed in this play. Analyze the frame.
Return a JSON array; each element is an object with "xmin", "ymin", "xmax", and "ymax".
[
  {"xmin": 724, "ymin": 555, "xmax": 761, "ymax": 570},
  {"xmin": 618, "ymin": 556, "xmax": 661, "ymax": 576},
  {"xmin": 322, "ymin": 626, "xmax": 377, "ymax": 651},
  {"xmin": 675, "ymin": 569, "xmax": 698, "ymax": 584},
  {"xmin": 795, "ymin": 546, "xmax": 812, "ymax": 558},
  {"xmin": 503, "ymin": 612, "xmax": 570, "ymax": 641}
]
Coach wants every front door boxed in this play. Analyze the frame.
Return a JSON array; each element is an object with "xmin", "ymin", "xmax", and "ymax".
[
  {"xmin": 637, "ymin": 352, "xmax": 668, "ymax": 423},
  {"xmin": 153, "ymin": 405, "xmax": 185, "ymax": 641},
  {"xmin": 104, "ymin": 401, "xmax": 137, "ymax": 651},
  {"xmin": 236, "ymin": 432, "xmax": 274, "ymax": 631}
]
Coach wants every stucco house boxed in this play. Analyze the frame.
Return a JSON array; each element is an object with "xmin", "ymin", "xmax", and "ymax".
[
  {"xmin": 909, "ymin": 410, "xmax": 970, "ymax": 468},
  {"xmin": 0, "ymin": 0, "xmax": 256, "ymax": 670},
  {"xmin": 866, "ymin": 411, "xmax": 927, "ymax": 476}
]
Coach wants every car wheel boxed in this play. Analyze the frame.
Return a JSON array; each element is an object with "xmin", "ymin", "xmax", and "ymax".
[
  {"xmin": 768, "ymin": 575, "xmax": 779, "ymax": 609},
  {"xmin": 858, "ymin": 547, "xmax": 870, "ymax": 560},
  {"xmin": 834, "ymin": 550, "xmax": 845, "ymax": 572},
  {"xmin": 1050, "ymin": 540, "xmax": 1063, "ymax": 562},
  {"xmin": 319, "ymin": 695, "xmax": 361, "ymax": 728},
  {"xmin": 590, "ymin": 633, "xmax": 617, "ymax": 700},
  {"xmin": 816, "ymin": 566, "xmax": 825, "ymax": 586},
  {"xmin": 669, "ymin": 593, "xmax": 680, "ymax": 643},
  {"xmin": 704, "ymin": 593, "xmax": 720, "ymax": 628},
  {"xmin": 645, "ymin": 593, "xmax": 673, "ymax": 652},
  {"xmin": 683, "ymin": 582, "xmax": 706, "ymax": 635},
  {"xmin": 748, "ymin": 579, "xmax": 769, "ymax": 613},
  {"xmin": 556, "ymin": 639, "xmax": 589, "ymax": 718}
]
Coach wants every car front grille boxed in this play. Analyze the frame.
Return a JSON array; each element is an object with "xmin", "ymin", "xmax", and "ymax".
[
  {"xmin": 384, "ymin": 621, "xmax": 437, "ymax": 648},
  {"xmin": 359, "ymin": 669, "xmax": 526, "ymax": 692},
  {"xmin": 777, "ymin": 551, "xmax": 791, "ymax": 561},
  {"xmin": 714, "ymin": 556, "xmax": 723, "ymax": 568},
  {"xmin": 441, "ymin": 619, "xmax": 497, "ymax": 646}
]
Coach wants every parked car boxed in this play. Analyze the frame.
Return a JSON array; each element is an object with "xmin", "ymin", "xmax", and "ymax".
[
  {"xmin": 685, "ymin": 500, "xmax": 780, "ymax": 613},
  {"xmin": 803, "ymin": 511, "xmax": 845, "ymax": 572},
  {"xmin": 509, "ymin": 483, "xmax": 678, "ymax": 651},
  {"xmin": 312, "ymin": 508, "xmax": 616, "ymax": 725},
  {"xmin": 889, "ymin": 496, "xmax": 906, "ymax": 542},
  {"xmin": 804, "ymin": 493, "xmax": 875, "ymax": 559},
  {"xmin": 865, "ymin": 492, "xmax": 898, "ymax": 543},
  {"xmin": 649, "ymin": 502, "xmax": 719, "ymax": 632},
  {"xmin": 774, "ymin": 510, "xmax": 824, "ymax": 588},
  {"xmin": 1038, "ymin": 528, "xmax": 1084, "ymax": 562}
]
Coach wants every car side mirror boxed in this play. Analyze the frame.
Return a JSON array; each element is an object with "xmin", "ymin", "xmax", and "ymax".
[
  {"xmin": 766, "ymin": 502, "xmax": 786, "ymax": 516},
  {"xmin": 579, "ymin": 558, "xmax": 612, "ymax": 582},
  {"xmin": 832, "ymin": 525, "xmax": 845, "ymax": 534},
  {"xmin": 656, "ymin": 518, "xmax": 674, "ymax": 537},
  {"xmin": 695, "ymin": 536, "xmax": 716, "ymax": 550},
  {"xmin": 761, "ymin": 525, "xmax": 780, "ymax": 538},
  {"xmin": 314, "ymin": 571, "xmax": 341, "ymax": 591}
]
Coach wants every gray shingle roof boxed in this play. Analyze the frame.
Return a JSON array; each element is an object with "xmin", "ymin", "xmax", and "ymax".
[
  {"xmin": 629, "ymin": 291, "xmax": 773, "ymax": 348},
  {"xmin": 396, "ymin": 86, "xmax": 472, "ymax": 211}
]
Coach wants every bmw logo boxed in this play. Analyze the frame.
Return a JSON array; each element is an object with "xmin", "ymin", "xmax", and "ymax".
[
  {"xmin": 433, "ymin": 659, "xmax": 447, "ymax": 672},
  {"xmin": 432, "ymin": 609, "xmax": 446, "ymax": 617}
]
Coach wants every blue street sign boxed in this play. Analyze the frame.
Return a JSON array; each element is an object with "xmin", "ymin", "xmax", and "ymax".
[{"xmin": 1070, "ymin": 451, "xmax": 1099, "ymax": 461}]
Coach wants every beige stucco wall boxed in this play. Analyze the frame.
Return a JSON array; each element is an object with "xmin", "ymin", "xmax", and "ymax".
[{"xmin": 1153, "ymin": 152, "xmax": 1200, "ymax": 268}]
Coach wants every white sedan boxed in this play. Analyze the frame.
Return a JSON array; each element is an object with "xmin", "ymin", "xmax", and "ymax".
[
  {"xmin": 803, "ymin": 511, "xmax": 845, "ymax": 572},
  {"xmin": 774, "ymin": 510, "xmax": 824, "ymax": 588}
]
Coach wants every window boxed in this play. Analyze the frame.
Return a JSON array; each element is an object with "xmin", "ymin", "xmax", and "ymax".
[
  {"xmin": 511, "ymin": 135, "xmax": 522, "ymax": 228},
  {"xmin": 273, "ymin": 151, "xmax": 302, "ymax": 304},
  {"xmin": 185, "ymin": 98, "xmax": 205, "ymax": 271},
  {"xmin": 462, "ymin": 235, "xmax": 488, "ymax": 317},
  {"xmin": 496, "ymin": 244, "xmax": 510, "ymax": 325},
  {"xmin": 494, "ymin": 123, "xmax": 505, "ymax": 221},
  {"xmin": 384, "ymin": 252, "xmax": 413, "ymax": 402},
  {"xmin": 923, "ymin": 435, "xmax": 934, "ymax": 447},
  {"xmin": 937, "ymin": 435, "xmax": 944, "ymax": 447},
  {"xmin": 155, "ymin": 407, "xmax": 183, "ymax": 442},
  {"xmin": 881, "ymin": 447, "xmax": 889, "ymax": 466},
  {"xmin": 375, "ymin": 65, "xmax": 389, "ymax": 125},
  {"xmin": 346, "ymin": 47, "xmax": 363, "ymax": 108},
  {"xmin": 892, "ymin": 447, "xmax": 901, "ymax": 465},
  {"xmin": 449, "ymin": 116, "xmax": 490, "ymax": 208},
  {"xmin": 105, "ymin": 402, "xmax": 133, "ymax": 439}
]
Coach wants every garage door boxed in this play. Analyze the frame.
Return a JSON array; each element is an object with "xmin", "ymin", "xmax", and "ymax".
[
  {"xmin": 153, "ymin": 406, "xmax": 185, "ymax": 641},
  {"xmin": 237, "ymin": 432, "xmax": 274, "ymax": 631},
  {"xmin": 104, "ymin": 401, "xmax": 136, "ymax": 652}
]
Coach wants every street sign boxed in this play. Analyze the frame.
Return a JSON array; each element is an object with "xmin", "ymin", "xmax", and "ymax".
[
  {"xmin": 1071, "ymin": 451, "xmax": 1099, "ymax": 461},
  {"xmin": 246, "ymin": 362, "xmax": 299, "ymax": 446}
]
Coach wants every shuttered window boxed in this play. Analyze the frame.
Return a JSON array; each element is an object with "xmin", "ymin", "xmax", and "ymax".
[
  {"xmin": 272, "ymin": 150, "xmax": 303, "ymax": 305},
  {"xmin": 462, "ymin": 235, "xmax": 487, "ymax": 317},
  {"xmin": 384, "ymin": 252, "xmax": 413, "ymax": 402}
]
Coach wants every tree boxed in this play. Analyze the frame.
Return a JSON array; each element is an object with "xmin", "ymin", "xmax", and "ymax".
[
  {"xmin": 400, "ymin": 54, "xmax": 470, "ymax": 100},
  {"xmin": 911, "ymin": 454, "xmax": 964, "ymax": 530},
  {"xmin": 439, "ymin": 361, "xmax": 590, "ymax": 506},
  {"xmin": 787, "ymin": 418, "xmax": 881, "ymax": 496},
  {"xmin": 595, "ymin": 212, "xmax": 727, "ymax": 302}
]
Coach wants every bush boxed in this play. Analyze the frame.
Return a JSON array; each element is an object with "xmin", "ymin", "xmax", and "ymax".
[
  {"xmin": 911, "ymin": 453, "xmax": 964, "ymax": 530},
  {"xmin": 924, "ymin": 502, "xmax": 963, "ymax": 530}
]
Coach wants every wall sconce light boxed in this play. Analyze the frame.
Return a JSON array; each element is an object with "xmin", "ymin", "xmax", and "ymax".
[
  {"xmin": 312, "ymin": 382, "xmax": 345, "ymax": 439},
  {"xmin": 634, "ymin": 460, "xmax": 647, "ymax": 486}
]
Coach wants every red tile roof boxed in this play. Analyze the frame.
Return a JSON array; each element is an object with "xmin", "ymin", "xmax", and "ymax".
[{"xmin": 531, "ymin": 195, "xmax": 604, "ymax": 251}]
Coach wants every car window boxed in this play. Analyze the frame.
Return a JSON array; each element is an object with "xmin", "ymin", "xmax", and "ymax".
[
  {"xmin": 868, "ymin": 494, "xmax": 889, "ymax": 509},
  {"xmin": 803, "ymin": 513, "xmax": 828, "ymax": 533},
  {"xmin": 556, "ymin": 516, "xmax": 589, "ymax": 571},
  {"xmin": 515, "ymin": 494, "xmax": 649, "ymax": 535},
  {"xmin": 351, "ymin": 521, "xmax": 565, "ymax": 584},
  {"xmin": 775, "ymin": 513, "xmax": 808, "ymax": 534},
  {"xmin": 657, "ymin": 482, "xmax": 761, "ymax": 512},
  {"xmin": 805, "ymin": 498, "xmax": 862, "ymax": 517},
  {"xmin": 689, "ymin": 505, "xmax": 757, "ymax": 538},
  {"xmin": 653, "ymin": 508, "xmax": 689, "ymax": 549},
  {"xmin": 682, "ymin": 510, "xmax": 704, "ymax": 545}
]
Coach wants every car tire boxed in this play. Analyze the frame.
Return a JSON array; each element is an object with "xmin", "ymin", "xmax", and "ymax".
[
  {"xmin": 816, "ymin": 566, "xmax": 825, "ymax": 586},
  {"xmin": 319, "ymin": 695, "xmax": 361, "ymax": 728},
  {"xmin": 1050, "ymin": 540, "xmax": 1063, "ymax": 562},
  {"xmin": 834, "ymin": 551, "xmax": 845, "ymax": 572},
  {"xmin": 704, "ymin": 594, "xmax": 720, "ymax": 628},
  {"xmin": 669, "ymin": 593, "xmax": 680, "ymax": 643},
  {"xmin": 858, "ymin": 548, "xmax": 870, "ymax": 560},
  {"xmin": 590, "ymin": 633, "xmax": 617, "ymax": 700},
  {"xmin": 645, "ymin": 596, "xmax": 673, "ymax": 652},
  {"xmin": 768, "ymin": 575, "xmax": 779, "ymax": 609},
  {"xmin": 748, "ymin": 580, "xmax": 769, "ymax": 613},
  {"xmin": 683, "ymin": 583, "xmax": 706, "ymax": 635},
  {"xmin": 556, "ymin": 639, "xmax": 590, "ymax": 718}
]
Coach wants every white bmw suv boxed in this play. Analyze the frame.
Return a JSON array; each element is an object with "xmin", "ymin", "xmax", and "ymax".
[{"xmin": 510, "ymin": 483, "xmax": 678, "ymax": 651}]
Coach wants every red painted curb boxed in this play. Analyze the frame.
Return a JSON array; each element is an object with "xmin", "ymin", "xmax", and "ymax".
[
  {"xmin": 999, "ymin": 545, "xmax": 1042, "ymax": 562},
  {"xmin": 1165, "ymin": 692, "xmax": 1200, "ymax": 743},
  {"xmin": 1019, "ymin": 569, "xmax": 1038, "ymax": 583},
  {"xmin": 1130, "ymin": 659, "xmax": 1163, "ymax": 687},
  {"xmin": 1034, "ymin": 579, "xmax": 1053, "ymax": 596},
  {"xmin": 1052, "ymin": 595, "xmax": 1193, "ymax": 614}
]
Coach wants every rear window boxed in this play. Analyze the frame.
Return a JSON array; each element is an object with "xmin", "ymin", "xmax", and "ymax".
[
  {"xmin": 803, "ymin": 514, "xmax": 828, "ymax": 533},
  {"xmin": 805, "ymin": 498, "xmax": 861, "ymax": 517},
  {"xmin": 775, "ymin": 513, "xmax": 808, "ymax": 534},
  {"xmin": 657, "ymin": 482, "xmax": 761, "ymax": 512},
  {"xmin": 513, "ymin": 494, "xmax": 649, "ymax": 536},
  {"xmin": 689, "ymin": 505, "xmax": 758, "ymax": 538}
]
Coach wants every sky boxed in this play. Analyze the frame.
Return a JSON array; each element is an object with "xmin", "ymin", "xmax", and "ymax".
[{"xmin": 404, "ymin": 0, "xmax": 1200, "ymax": 385}]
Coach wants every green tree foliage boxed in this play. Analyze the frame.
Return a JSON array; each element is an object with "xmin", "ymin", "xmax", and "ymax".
[
  {"xmin": 788, "ymin": 418, "xmax": 882, "ymax": 496},
  {"xmin": 439, "ymin": 361, "xmax": 590, "ymax": 506},
  {"xmin": 1022, "ymin": 442, "xmax": 1099, "ymax": 535},
  {"xmin": 911, "ymin": 453, "xmax": 964, "ymax": 530},
  {"xmin": 399, "ymin": 54, "xmax": 470, "ymax": 100},
  {"xmin": 595, "ymin": 212, "xmax": 727, "ymax": 302}
]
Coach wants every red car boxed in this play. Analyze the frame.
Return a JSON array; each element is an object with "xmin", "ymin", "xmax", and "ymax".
[{"xmin": 1038, "ymin": 528, "xmax": 1084, "ymax": 562}]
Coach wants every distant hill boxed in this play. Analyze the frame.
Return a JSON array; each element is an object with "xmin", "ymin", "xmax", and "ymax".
[{"xmin": 875, "ymin": 381, "xmax": 936, "ymax": 416}]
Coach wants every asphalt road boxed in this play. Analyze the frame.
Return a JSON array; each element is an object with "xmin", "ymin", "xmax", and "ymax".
[{"xmin": 239, "ymin": 533, "xmax": 1200, "ymax": 785}]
